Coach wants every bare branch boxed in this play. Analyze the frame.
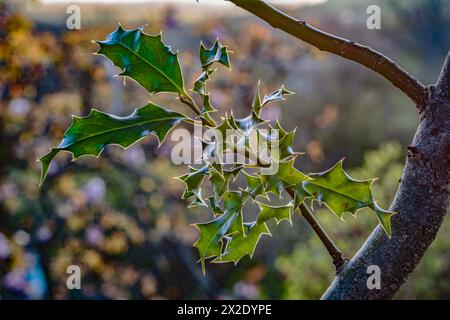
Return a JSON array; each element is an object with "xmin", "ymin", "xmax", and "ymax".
[
  {"xmin": 228, "ymin": 0, "xmax": 429, "ymax": 107},
  {"xmin": 322, "ymin": 52, "xmax": 450, "ymax": 299},
  {"xmin": 436, "ymin": 50, "xmax": 450, "ymax": 100},
  {"xmin": 286, "ymin": 188, "xmax": 348, "ymax": 272}
]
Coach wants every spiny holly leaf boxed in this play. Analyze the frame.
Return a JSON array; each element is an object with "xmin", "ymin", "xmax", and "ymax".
[
  {"xmin": 261, "ymin": 159, "xmax": 311, "ymax": 196},
  {"xmin": 193, "ymin": 69, "xmax": 215, "ymax": 96},
  {"xmin": 252, "ymin": 83, "xmax": 294, "ymax": 116},
  {"xmin": 371, "ymin": 202, "xmax": 396, "ymax": 238},
  {"xmin": 302, "ymin": 160, "xmax": 375, "ymax": 218},
  {"xmin": 208, "ymin": 196, "xmax": 223, "ymax": 215},
  {"xmin": 199, "ymin": 39, "xmax": 231, "ymax": 70},
  {"xmin": 177, "ymin": 165, "xmax": 209, "ymax": 207},
  {"xmin": 96, "ymin": 25, "xmax": 186, "ymax": 95},
  {"xmin": 256, "ymin": 201, "xmax": 293, "ymax": 225},
  {"xmin": 39, "ymin": 102, "xmax": 187, "ymax": 185},
  {"xmin": 262, "ymin": 85, "xmax": 295, "ymax": 106},
  {"xmin": 270, "ymin": 125, "xmax": 302, "ymax": 162},
  {"xmin": 252, "ymin": 81, "xmax": 262, "ymax": 115},
  {"xmin": 241, "ymin": 172, "xmax": 268, "ymax": 200},
  {"xmin": 290, "ymin": 183, "xmax": 311, "ymax": 211},
  {"xmin": 209, "ymin": 166, "xmax": 242, "ymax": 200},
  {"xmin": 200, "ymin": 94, "xmax": 217, "ymax": 115},
  {"xmin": 301, "ymin": 159, "xmax": 397, "ymax": 237},
  {"xmin": 193, "ymin": 191, "xmax": 244, "ymax": 261},
  {"xmin": 215, "ymin": 114, "xmax": 235, "ymax": 138},
  {"xmin": 230, "ymin": 112, "xmax": 265, "ymax": 136},
  {"xmin": 209, "ymin": 168, "xmax": 228, "ymax": 200},
  {"xmin": 214, "ymin": 222, "xmax": 270, "ymax": 264}
]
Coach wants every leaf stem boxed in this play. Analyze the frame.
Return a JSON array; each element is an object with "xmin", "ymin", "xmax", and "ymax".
[
  {"xmin": 300, "ymin": 203, "xmax": 348, "ymax": 272},
  {"xmin": 286, "ymin": 188, "xmax": 348, "ymax": 272},
  {"xmin": 179, "ymin": 93, "xmax": 217, "ymax": 127}
]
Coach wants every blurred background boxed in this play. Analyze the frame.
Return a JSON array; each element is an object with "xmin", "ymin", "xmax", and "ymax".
[{"xmin": 0, "ymin": 0, "xmax": 449, "ymax": 299}]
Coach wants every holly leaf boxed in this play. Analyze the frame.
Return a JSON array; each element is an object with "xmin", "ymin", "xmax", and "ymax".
[
  {"xmin": 193, "ymin": 69, "xmax": 215, "ymax": 96},
  {"xmin": 209, "ymin": 165, "xmax": 242, "ymax": 200},
  {"xmin": 39, "ymin": 102, "xmax": 187, "ymax": 185},
  {"xmin": 290, "ymin": 183, "xmax": 310, "ymax": 211},
  {"xmin": 261, "ymin": 159, "xmax": 310, "ymax": 196},
  {"xmin": 199, "ymin": 39, "xmax": 231, "ymax": 70},
  {"xmin": 208, "ymin": 196, "xmax": 224, "ymax": 215},
  {"xmin": 177, "ymin": 165, "xmax": 209, "ymax": 207},
  {"xmin": 193, "ymin": 191, "xmax": 244, "ymax": 260},
  {"xmin": 230, "ymin": 112, "xmax": 265, "ymax": 136},
  {"xmin": 302, "ymin": 159, "xmax": 375, "ymax": 218},
  {"xmin": 215, "ymin": 114, "xmax": 235, "ymax": 143},
  {"xmin": 252, "ymin": 83, "xmax": 294, "ymax": 116},
  {"xmin": 96, "ymin": 25, "xmax": 186, "ymax": 95},
  {"xmin": 200, "ymin": 94, "xmax": 217, "ymax": 115},
  {"xmin": 241, "ymin": 172, "xmax": 267, "ymax": 200},
  {"xmin": 270, "ymin": 126, "xmax": 302, "ymax": 162},
  {"xmin": 371, "ymin": 202, "xmax": 396, "ymax": 238},
  {"xmin": 209, "ymin": 169, "xmax": 228, "ymax": 200},
  {"xmin": 214, "ymin": 222, "xmax": 270, "ymax": 264},
  {"xmin": 262, "ymin": 85, "xmax": 295, "ymax": 106},
  {"xmin": 256, "ymin": 201, "xmax": 293, "ymax": 225}
]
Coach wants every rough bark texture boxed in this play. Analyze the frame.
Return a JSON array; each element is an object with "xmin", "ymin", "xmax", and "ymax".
[{"xmin": 322, "ymin": 53, "xmax": 450, "ymax": 299}]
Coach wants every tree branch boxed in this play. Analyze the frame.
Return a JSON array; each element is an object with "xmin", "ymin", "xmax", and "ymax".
[
  {"xmin": 228, "ymin": 0, "xmax": 429, "ymax": 107},
  {"xmin": 299, "ymin": 203, "xmax": 348, "ymax": 271},
  {"xmin": 435, "ymin": 50, "xmax": 450, "ymax": 101},
  {"xmin": 286, "ymin": 188, "xmax": 348, "ymax": 272},
  {"xmin": 322, "ymin": 52, "xmax": 450, "ymax": 299}
]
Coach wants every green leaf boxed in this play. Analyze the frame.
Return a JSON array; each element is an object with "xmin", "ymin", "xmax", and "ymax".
[
  {"xmin": 193, "ymin": 191, "xmax": 244, "ymax": 259},
  {"xmin": 262, "ymin": 85, "xmax": 295, "ymax": 106},
  {"xmin": 302, "ymin": 160, "xmax": 375, "ymax": 218},
  {"xmin": 215, "ymin": 115, "xmax": 235, "ymax": 139},
  {"xmin": 208, "ymin": 196, "xmax": 224, "ymax": 215},
  {"xmin": 214, "ymin": 222, "xmax": 270, "ymax": 264},
  {"xmin": 39, "ymin": 102, "xmax": 187, "ymax": 185},
  {"xmin": 252, "ymin": 81, "xmax": 262, "ymax": 115},
  {"xmin": 241, "ymin": 172, "xmax": 267, "ymax": 200},
  {"xmin": 177, "ymin": 165, "xmax": 209, "ymax": 207},
  {"xmin": 209, "ymin": 165, "xmax": 242, "ymax": 201},
  {"xmin": 96, "ymin": 25, "xmax": 186, "ymax": 95},
  {"xmin": 200, "ymin": 94, "xmax": 217, "ymax": 115},
  {"xmin": 209, "ymin": 169, "xmax": 228, "ymax": 200},
  {"xmin": 199, "ymin": 39, "xmax": 231, "ymax": 70},
  {"xmin": 290, "ymin": 183, "xmax": 310, "ymax": 211},
  {"xmin": 270, "ymin": 126, "xmax": 302, "ymax": 162},
  {"xmin": 256, "ymin": 201, "xmax": 293, "ymax": 225},
  {"xmin": 193, "ymin": 69, "xmax": 215, "ymax": 96},
  {"xmin": 230, "ymin": 112, "xmax": 265, "ymax": 136},
  {"xmin": 371, "ymin": 202, "xmax": 396, "ymax": 238},
  {"xmin": 252, "ymin": 83, "xmax": 294, "ymax": 116},
  {"xmin": 261, "ymin": 159, "xmax": 310, "ymax": 196}
]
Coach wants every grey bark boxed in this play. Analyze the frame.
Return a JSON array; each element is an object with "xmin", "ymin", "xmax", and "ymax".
[{"xmin": 322, "ymin": 52, "xmax": 450, "ymax": 300}]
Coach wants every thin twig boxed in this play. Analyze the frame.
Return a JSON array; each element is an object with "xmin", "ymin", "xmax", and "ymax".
[
  {"xmin": 179, "ymin": 93, "xmax": 217, "ymax": 127},
  {"xmin": 300, "ymin": 203, "xmax": 348, "ymax": 272},
  {"xmin": 286, "ymin": 188, "xmax": 348, "ymax": 272},
  {"xmin": 229, "ymin": 0, "xmax": 429, "ymax": 107}
]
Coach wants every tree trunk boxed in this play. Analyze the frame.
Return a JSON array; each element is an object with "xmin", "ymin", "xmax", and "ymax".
[{"xmin": 322, "ymin": 52, "xmax": 450, "ymax": 299}]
